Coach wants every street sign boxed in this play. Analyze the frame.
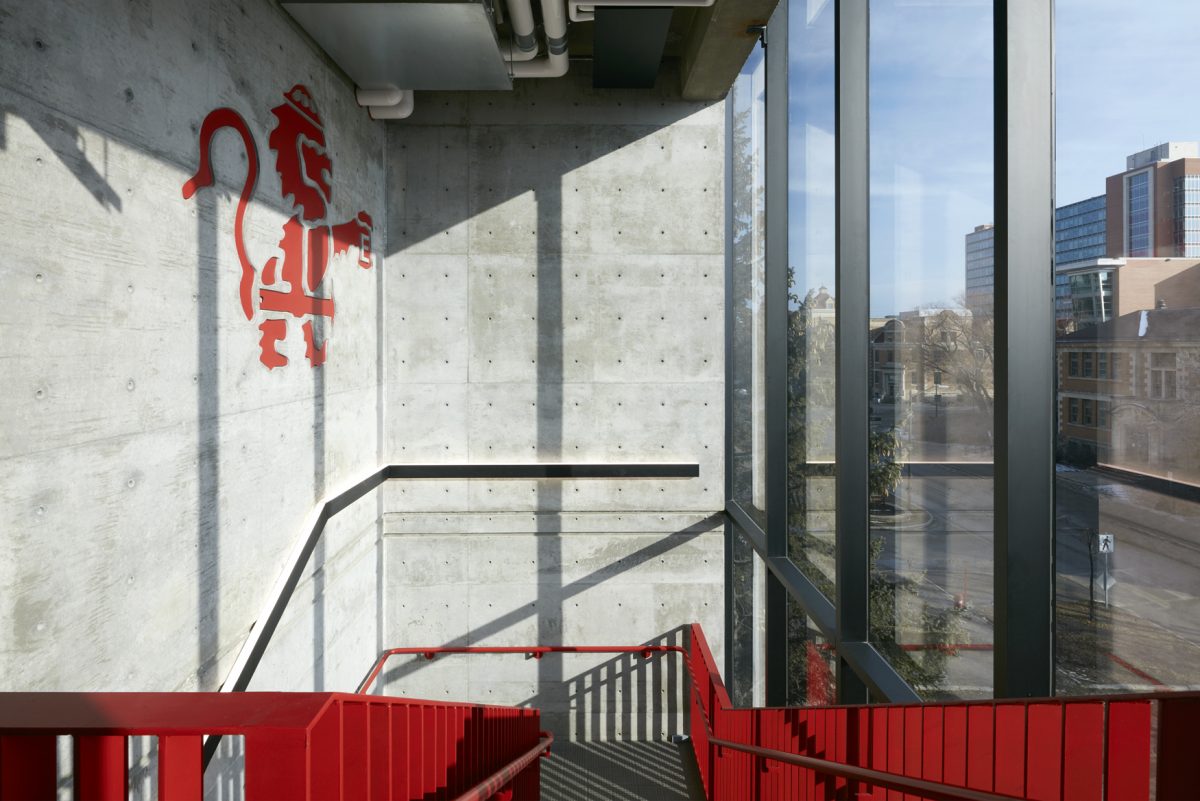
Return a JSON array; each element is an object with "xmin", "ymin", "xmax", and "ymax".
[{"xmin": 1098, "ymin": 533, "xmax": 1115, "ymax": 554}]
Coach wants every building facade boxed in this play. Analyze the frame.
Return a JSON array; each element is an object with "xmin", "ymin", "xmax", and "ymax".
[
  {"xmin": 1058, "ymin": 308, "xmax": 1200, "ymax": 484},
  {"xmin": 1105, "ymin": 142, "xmax": 1200, "ymax": 258},
  {"xmin": 964, "ymin": 224, "xmax": 995, "ymax": 313}
]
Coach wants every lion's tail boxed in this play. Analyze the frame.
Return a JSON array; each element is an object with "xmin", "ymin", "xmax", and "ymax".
[{"xmin": 182, "ymin": 108, "xmax": 259, "ymax": 321}]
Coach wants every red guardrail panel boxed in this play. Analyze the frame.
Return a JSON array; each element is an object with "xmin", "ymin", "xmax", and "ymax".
[
  {"xmin": 965, "ymin": 704, "xmax": 993, "ymax": 793},
  {"xmin": 675, "ymin": 623, "xmax": 1196, "ymax": 801},
  {"xmin": 1156, "ymin": 696, "xmax": 1200, "ymax": 801},
  {"xmin": 1024, "ymin": 702, "xmax": 1062, "ymax": 801},
  {"xmin": 993, "ymin": 703, "xmax": 1025, "ymax": 798},
  {"xmin": 1062, "ymin": 701, "xmax": 1104, "ymax": 801},
  {"xmin": 1106, "ymin": 700, "xmax": 1151, "ymax": 801},
  {"xmin": 0, "ymin": 691, "xmax": 542, "ymax": 801}
]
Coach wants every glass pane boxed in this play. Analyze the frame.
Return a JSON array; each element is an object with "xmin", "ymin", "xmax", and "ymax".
[
  {"xmin": 786, "ymin": 597, "xmax": 837, "ymax": 706},
  {"xmin": 868, "ymin": 0, "xmax": 995, "ymax": 699},
  {"xmin": 1055, "ymin": 0, "xmax": 1200, "ymax": 694},
  {"xmin": 786, "ymin": 0, "xmax": 837, "ymax": 595},
  {"xmin": 730, "ymin": 526, "xmax": 767, "ymax": 707},
  {"xmin": 730, "ymin": 43, "xmax": 768, "ymax": 528}
]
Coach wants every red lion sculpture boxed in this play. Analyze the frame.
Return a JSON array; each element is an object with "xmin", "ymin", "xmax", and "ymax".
[{"xmin": 183, "ymin": 85, "xmax": 373, "ymax": 368}]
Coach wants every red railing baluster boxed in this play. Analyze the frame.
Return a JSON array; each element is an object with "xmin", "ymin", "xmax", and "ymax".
[
  {"xmin": 0, "ymin": 734, "xmax": 56, "ymax": 801},
  {"xmin": 870, "ymin": 703, "xmax": 889, "ymax": 801},
  {"xmin": 158, "ymin": 734, "xmax": 203, "ymax": 801},
  {"xmin": 903, "ymin": 705, "xmax": 922, "ymax": 801},
  {"xmin": 75, "ymin": 734, "xmax": 127, "ymax": 801},
  {"xmin": 369, "ymin": 702, "xmax": 389, "ymax": 801},
  {"xmin": 343, "ymin": 700, "xmax": 369, "ymax": 801},
  {"xmin": 922, "ymin": 704, "xmax": 944, "ymax": 790}
]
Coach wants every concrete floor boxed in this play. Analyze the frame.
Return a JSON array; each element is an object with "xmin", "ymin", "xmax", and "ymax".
[{"xmin": 540, "ymin": 740, "xmax": 705, "ymax": 801}]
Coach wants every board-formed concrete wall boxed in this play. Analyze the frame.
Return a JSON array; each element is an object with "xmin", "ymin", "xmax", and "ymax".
[
  {"xmin": 0, "ymin": 0, "xmax": 726, "ymax": 729},
  {"xmin": 0, "ymin": 0, "xmax": 386, "ymax": 693},
  {"xmin": 378, "ymin": 69, "xmax": 726, "ymax": 738}
]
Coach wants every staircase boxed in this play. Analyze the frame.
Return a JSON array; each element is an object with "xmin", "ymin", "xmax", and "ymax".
[{"xmin": 1, "ymin": 624, "xmax": 1197, "ymax": 799}]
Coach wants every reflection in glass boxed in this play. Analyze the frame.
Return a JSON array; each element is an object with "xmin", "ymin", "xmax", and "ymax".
[
  {"xmin": 786, "ymin": 597, "xmax": 836, "ymax": 706},
  {"xmin": 730, "ymin": 43, "xmax": 768, "ymax": 528},
  {"xmin": 868, "ymin": 0, "xmax": 995, "ymax": 699},
  {"xmin": 785, "ymin": 0, "xmax": 837, "ymax": 595},
  {"xmin": 730, "ymin": 526, "xmax": 766, "ymax": 707},
  {"xmin": 1054, "ymin": 0, "xmax": 1200, "ymax": 696}
]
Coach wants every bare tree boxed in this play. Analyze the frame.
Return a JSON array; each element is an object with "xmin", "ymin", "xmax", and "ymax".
[{"xmin": 920, "ymin": 301, "xmax": 995, "ymax": 418}]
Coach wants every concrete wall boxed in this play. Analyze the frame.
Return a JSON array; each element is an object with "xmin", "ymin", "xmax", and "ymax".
[
  {"xmin": 0, "ymin": 0, "xmax": 386, "ymax": 693},
  {"xmin": 377, "ymin": 69, "xmax": 726, "ymax": 738},
  {"xmin": 0, "ymin": 0, "xmax": 727, "ymax": 739}
]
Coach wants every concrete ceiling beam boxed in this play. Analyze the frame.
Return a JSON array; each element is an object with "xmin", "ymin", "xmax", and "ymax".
[{"xmin": 678, "ymin": 0, "xmax": 780, "ymax": 101}]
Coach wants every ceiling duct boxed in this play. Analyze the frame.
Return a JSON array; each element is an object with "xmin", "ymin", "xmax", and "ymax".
[
  {"xmin": 281, "ymin": 0, "xmax": 513, "ymax": 91},
  {"xmin": 592, "ymin": 8, "xmax": 672, "ymax": 89}
]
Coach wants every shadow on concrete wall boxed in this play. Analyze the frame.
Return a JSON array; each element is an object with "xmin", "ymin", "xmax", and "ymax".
[
  {"xmin": 313, "ymin": 313, "xmax": 328, "ymax": 690},
  {"xmin": 196, "ymin": 187, "xmax": 221, "ymax": 690},
  {"xmin": 383, "ymin": 72, "xmax": 714, "ymax": 260},
  {"xmin": 564, "ymin": 626, "xmax": 687, "ymax": 742},
  {"xmin": 4, "ymin": 102, "xmax": 122, "ymax": 210},
  {"xmin": 375, "ymin": 516, "xmax": 719, "ymax": 746},
  {"xmin": 375, "ymin": 515, "xmax": 719, "ymax": 688},
  {"xmin": 376, "ymin": 70, "xmax": 720, "ymax": 736},
  {"xmin": 536, "ymin": 162, "xmax": 566, "ymax": 754}
]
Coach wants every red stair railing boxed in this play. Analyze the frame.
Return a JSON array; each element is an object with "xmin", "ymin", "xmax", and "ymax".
[
  {"xmin": 4, "ymin": 627, "xmax": 1197, "ymax": 799},
  {"xmin": 356, "ymin": 644, "xmax": 687, "ymax": 695},
  {"xmin": 0, "ymin": 692, "xmax": 543, "ymax": 800},
  {"xmin": 686, "ymin": 622, "xmax": 1200, "ymax": 801}
]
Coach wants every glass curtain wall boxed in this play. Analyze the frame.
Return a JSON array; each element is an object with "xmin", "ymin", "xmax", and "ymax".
[
  {"xmin": 728, "ymin": 40, "xmax": 769, "ymax": 706},
  {"xmin": 730, "ymin": 42, "xmax": 769, "ymax": 531},
  {"xmin": 723, "ymin": 0, "xmax": 1200, "ymax": 705},
  {"xmin": 785, "ymin": 0, "xmax": 837, "ymax": 706},
  {"xmin": 1053, "ymin": 0, "xmax": 1200, "ymax": 695},
  {"xmin": 867, "ymin": 0, "xmax": 995, "ymax": 700}
]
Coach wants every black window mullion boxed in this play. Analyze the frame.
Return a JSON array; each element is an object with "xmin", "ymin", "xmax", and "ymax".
[
  {"xmin": 994, "ymin": 0, "xmax": 1055, "ymax": 698},
  {"xmin": 834, "ymin": 0, "xmax": 871, "ymax": 705},
  {"xmin": 764, "ymin": 6, "xmax": 790, "ymax": 708}
]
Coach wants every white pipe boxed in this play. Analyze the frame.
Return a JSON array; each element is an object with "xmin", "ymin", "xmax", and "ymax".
[
  {"xmin": 356, "ymin": 87, "xmax": 405, "ymax": 107},
  {"xmin": 368, "ymin": 90, "xmax": 415, "ymax": 120},
  {"xmin": 504, "ymin": 39, "xmax": 539, "ymax": 62},
  {"xmin": 504, "ymin": 0, "xmax": 540, "ymax": 61},
  {"xmin": 356, "ymin": 86, "xmax": 415, "ymax": 121},
  {"xmin": 568, "ymin": 0, "xmax": 714, "ymax": 23},
  {"xmin": 511, "ymin": 0, "xmax": 569, "ymax": 78}
]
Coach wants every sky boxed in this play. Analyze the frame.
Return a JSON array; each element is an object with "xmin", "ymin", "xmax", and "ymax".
[{"xmin": 781, "ymin": 0, "xmax": 1200, "ymax": 316}]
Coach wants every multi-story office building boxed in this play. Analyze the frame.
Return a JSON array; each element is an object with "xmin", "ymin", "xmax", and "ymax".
[
  {"xmin": 1055, "ymin": 195, "xmax": 1107, "ymax": 266},
  {"xmin": 1105, "ymin": 141, "xmax": 1200, "ymax": 257},
  {"xmin": 1055, "ymin": 145, "xmax": 1200, "ymax": 331},
  {"xmin": 964, "ymin": 224, "xmax": 995, "ymax": 312},
  {"xmin": 1054, "ymin": 195, "xmax": 1108, "ymax": 327}
]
